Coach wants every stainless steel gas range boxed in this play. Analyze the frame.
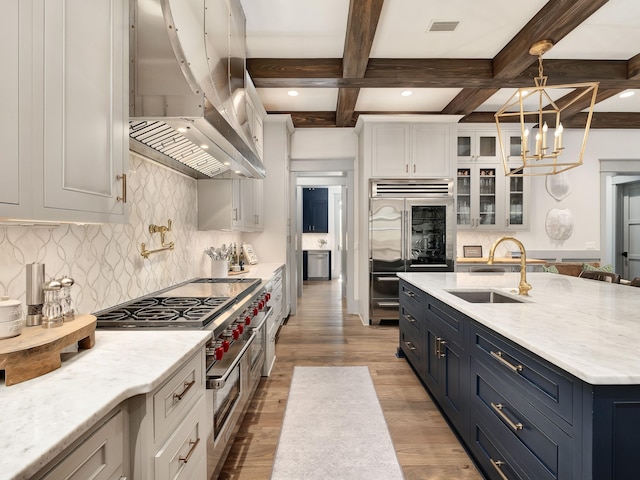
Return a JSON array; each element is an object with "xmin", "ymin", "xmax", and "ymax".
[{"xmin": 94, "ymin": 276, "xmax": 274, "ymax": 480}]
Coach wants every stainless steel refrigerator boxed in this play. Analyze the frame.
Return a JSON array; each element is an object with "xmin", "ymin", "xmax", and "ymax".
[{"xmin": 369, "ymin": 179, "xmax": 455, "ymax": 324}]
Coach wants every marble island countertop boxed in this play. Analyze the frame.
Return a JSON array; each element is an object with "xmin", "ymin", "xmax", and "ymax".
[
  {"xmin": 456, "ymin": 257, "xmax": 547, "ymax": 264},
  {"xmin": 0, "ymin": 329, "xmax": 211, "ymax": 480},
  {"xmin": 397, "ymin": 272, "xmax": 640, "ymax": 385}
]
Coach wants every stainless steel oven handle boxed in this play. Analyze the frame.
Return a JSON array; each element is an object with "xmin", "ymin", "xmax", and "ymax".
[
  {"xmin": 208, "ymin": 333, "xmax": 257, "ymax": 390},
  {"xmin": 376, "ymin": 277, "xmax": 399, "ymax": 282},
  {"xmin": 249, "ymin": 306, "xmax": 273, "ymax": 332}
]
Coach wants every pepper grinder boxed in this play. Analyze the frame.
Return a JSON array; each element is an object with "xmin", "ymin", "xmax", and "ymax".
[
  {"xmin": 42, "ymin": 279, "xmax": 63, "ymax": 328},
  {"xmin": 59, "ymin": 275, "xmax": 76, "ymax": 321},
  {"xmin": 26, "ymin": 262, "xmax": 45, "ymax": 326}
]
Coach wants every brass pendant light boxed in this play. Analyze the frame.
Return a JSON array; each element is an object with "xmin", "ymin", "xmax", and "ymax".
[{"xmin": 495, "ymin": 40, "xmax": 599, "ymax": 176}]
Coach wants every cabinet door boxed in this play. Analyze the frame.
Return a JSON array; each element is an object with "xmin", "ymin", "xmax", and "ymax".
[
  {"xmin": 411, "ymin": 124, "xmax": 451, "ymax": 177},
  {"xmin": 39, "ymin": 0, "xmax": 128, "ymax": 222},
  {"xmin": 302, "ymin": 188, "xmax": 328, "ymax": 233},
  {"xmin": 457, "ymin": 131, "xmax": 499, "ymax": 163},
  {"xmin": 371, "ymin": 124, "xmax": 410, "ymax": 177},
  {"xmin": 246, "ymin": 98, "xmax": 264, "ymax": 159},
  {"xmin": 252, "ymin": 179, "xmax": 264, "ymax": 231},
  {"xmin": 0, "ymin": 1, "xmax": 32, "ymax": 219},
  {"xmin": 456, "ymin": 165, "xmax": 502, "ymax": 230}
]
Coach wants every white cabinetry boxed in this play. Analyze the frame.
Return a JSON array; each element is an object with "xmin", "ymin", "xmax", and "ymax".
[
  {"xmin": 264, "ymin": 265, "xmax": 285, "ymax": 376},
  {"xmin": 455, "ymin": 126, "xmax": 529, "ymax": 230},
  {"xmin": 198, "ymin": 178, "xmax": 263, "ymax": 232},
  {"xmin": 0, "ymin": 0, "xmax": 129, "ymax": 224},
  {"xmin": 371, "ymin": 123, "xmax": 453, "ymax": 178},
  {"xmin": 245, "ymin": 97, "xmax": 264, "ymax": 160},
  {"xmin": 131, "ymin": 350, "xmax": 207, "ymax": 480},
  {"xmin": 37, "ymin": 408, "xmax": 128, "ymax": 480}
]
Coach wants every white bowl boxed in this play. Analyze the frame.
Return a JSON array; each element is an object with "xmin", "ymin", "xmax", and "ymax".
[{"xmin": 0, "ymin": 318, "xmax": 24, "ymax": 339}]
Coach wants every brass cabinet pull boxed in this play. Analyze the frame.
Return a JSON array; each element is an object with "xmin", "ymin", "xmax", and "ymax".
[
  {"xmin": 404, "ymin": 290, "xmax": 416, "ymax": 298},
  {"xmin": 490, "ymin": 350, "xmax": 523, "ymax": 373},
  {"xmin": 116, "ymin": 174, "xmax": 127, "ymax": 203},
  {"xmin": 173, "ymin": 380, "xmax": 195, "ymax": 402},
  {"xmin": 438, "ymin": 337, "xmax": 446, "ymax": 358},
  {"xmin": 405, "ymin": 313, "xmax": 416, "ymax": 323},
  {"xmin": 405, "ymin": 341, "xmax": 416, "ymax": 351},
  {"xmin": 178, "ymin": 437, "xmax": 200, "ymax": 464},
  {"xmin": 491, "ymin": 402, "xmax": 524, "ymax": 431},
  {"xmin": 490, "ymin": 459, "xmax": 510, "ymax": 480}
]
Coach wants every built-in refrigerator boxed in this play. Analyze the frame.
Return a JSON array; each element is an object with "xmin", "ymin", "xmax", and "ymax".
[{"xmin": 369, "ymin": 179, "xmax": 455, "ymax": 324}]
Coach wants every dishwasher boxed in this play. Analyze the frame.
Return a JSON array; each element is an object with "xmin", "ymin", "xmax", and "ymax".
[{"xmin": 306, "ymin": 250, "xmax": 331, "ymax": 280}]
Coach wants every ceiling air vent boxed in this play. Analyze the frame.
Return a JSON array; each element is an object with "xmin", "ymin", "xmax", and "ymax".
[
  {"xmin": 370, "ymin": 179, "xmax": 453, "ymax": 198},
  {"xmin": 428, "ymin": 21, "xmax": 459, "ymax": 32}
]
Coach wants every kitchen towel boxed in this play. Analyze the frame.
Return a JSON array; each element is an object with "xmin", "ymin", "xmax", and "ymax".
[{"xmin": 271, "ymin": 366, "xmax": 404, "ymax": 479}]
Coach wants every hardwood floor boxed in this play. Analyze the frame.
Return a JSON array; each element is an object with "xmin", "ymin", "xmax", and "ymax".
[{"xmin": 219, "ymin": 279, "xmax": 482, "ymax": 480}]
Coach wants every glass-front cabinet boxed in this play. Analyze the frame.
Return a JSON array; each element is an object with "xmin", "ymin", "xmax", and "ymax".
[
  {"xmin": 456, "ymin": 165, "xmax": 503, "ymax": 230},
  {"xmin": 456, "ymin": 130, "xmax": 499, "ymax": 163}
]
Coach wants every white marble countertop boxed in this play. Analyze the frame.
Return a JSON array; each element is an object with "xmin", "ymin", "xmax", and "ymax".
[
  {"xmin": 0, "ymin": 329, "xmax": 211, "ymax": 480},
  {"xmin": 231, "ymin": 262, "xmax": 284, "ymax": 282},
  {"xmin": 397, "ymin": 272, "xmax": 640, "ymax": 385}
]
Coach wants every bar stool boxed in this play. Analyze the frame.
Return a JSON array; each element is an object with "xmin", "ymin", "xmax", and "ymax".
[{"xmin": 578, "ymin": 270, "xmax": 621, "ymax": 284}]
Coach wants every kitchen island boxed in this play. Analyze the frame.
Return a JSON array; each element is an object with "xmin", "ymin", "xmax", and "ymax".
[
  {"xmin": 397, "ymin": 272, "xmax": 640, "ymax": 480},
  {"xmin": 0, "ymin": 327, "xmax": 211, "ymax": 480}
]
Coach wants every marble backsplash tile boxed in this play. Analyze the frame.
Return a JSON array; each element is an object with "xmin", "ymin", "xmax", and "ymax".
[{"xmin": 0, "ymin": 153, "xmax": 241, "ymax": 314}]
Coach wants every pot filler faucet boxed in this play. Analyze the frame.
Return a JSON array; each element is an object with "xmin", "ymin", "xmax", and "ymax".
[{"xmin": 487, "ymin": 236, "xmax": 532, "ymax": 296}]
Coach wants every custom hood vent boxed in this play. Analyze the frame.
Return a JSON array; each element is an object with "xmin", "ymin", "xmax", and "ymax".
[
  {"xmin": 129, "ymin": 0, "xmax": 265, "ymax": 179},
  {"xmin": 370, "ymin": 179, "xmax": 454, "ymax": 197}
]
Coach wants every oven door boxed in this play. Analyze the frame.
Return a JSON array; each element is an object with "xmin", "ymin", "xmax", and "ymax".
[
  {"xmin": 206, "ymin": 333, "xmax": 255, "ymax": 479},
  {"xmin": 247, "ymin": 307, "xmax": 271, "ymax": 395}
]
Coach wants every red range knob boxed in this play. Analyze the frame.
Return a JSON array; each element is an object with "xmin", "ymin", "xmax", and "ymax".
[
  {"xmin": 245, "ymin": 315, "xmax": 251, "ymax": 325},
  {"xmin": 233, "ymin": 328, "xmax": 240, "ymax": 340},
  {"xmin": 215, "ymin": 347, "xmax": 224, "ymax": 361},
  {"xmin": 253, "ymin": 307, "xmax": 259, "ymax": 317},
  {"xmin": 265, "ymin": 293, "xmax": 271, "ymax": 301},
  {"xmin": 258, "ymin": 300, "xmax": 265, "ymax": 310},
  {"xmin": 222, "ymin": 340, "xmax": 230, "ymax": 352},
  {"xmin": 237, "ymin": 323, "xmax": 244, "ymax": 334}
]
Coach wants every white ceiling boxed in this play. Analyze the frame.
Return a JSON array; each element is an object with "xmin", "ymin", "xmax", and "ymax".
[{"xmin": 240, "ymin": 0, "xmax": 640, "ymax": 118}]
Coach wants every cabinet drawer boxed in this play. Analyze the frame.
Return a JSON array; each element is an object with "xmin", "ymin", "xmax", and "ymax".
[
  {"xmin": 400, "ymin": 327, "xmax": 423, "ymax": 374},
  {"xmin": 469, "ymin": 419, "xmax": 522, "ymax": 480},
  {"xmin": 154, "ymin": 394, "xmax": 207, "ymax": 480},
  {"xmin": 41, "ymin": 410, "xmax": 124, "ymax": 480},
  {"xmin": 471, "ymin": 357, "xmax": 574, "ymax": 480},
  {"xmin": 470, "ymin": 321, "xmax": 577, "ymax": 426},
  {"xmin": 400, "ymin": 281, "xmax": 423, "ymax": 312},
  {"xmin": 399, "ymin": 304, "xmax": 421, "ymax": 336},
  {"xmin": 425, "ymin": 294, "xmax": 464, "ymax": 348},
  {"xmin": 153, "ymin": 351, "xmax": 204, "ymax": 443}
]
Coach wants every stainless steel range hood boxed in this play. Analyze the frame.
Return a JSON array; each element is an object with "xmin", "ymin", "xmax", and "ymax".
[{"xmin": 129, "ymin": 0, "xmax": 265, "ymax": 179}]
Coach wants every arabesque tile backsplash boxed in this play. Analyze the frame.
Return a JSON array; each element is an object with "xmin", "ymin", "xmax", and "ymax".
[{"xmin": 0, "ymin": 153, "xmax": 241, "ymax": 314}]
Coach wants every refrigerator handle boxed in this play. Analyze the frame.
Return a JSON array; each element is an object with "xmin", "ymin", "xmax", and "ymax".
[{"xmin": 401, "ymin": 209, "xmax": 405, "ymax": 262}]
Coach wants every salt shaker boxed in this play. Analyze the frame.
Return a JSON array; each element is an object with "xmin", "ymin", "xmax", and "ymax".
[
  {"xmin": 59, "ymin": 275, "xmax": 76, "ymax": 321},
  {"xmin": 42, "ymin": 279, "xmax": 63, "ymax": 328}
]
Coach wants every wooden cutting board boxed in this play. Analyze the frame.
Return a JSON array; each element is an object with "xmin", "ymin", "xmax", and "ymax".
[{"xmin": 0, "ymin": 314, "xmax": 96, "ymax": 386}]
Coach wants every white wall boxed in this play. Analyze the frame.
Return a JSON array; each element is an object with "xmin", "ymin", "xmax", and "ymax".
[
  {"xmin": 458, "ymin": 128, "xmax": 640, "ymax": 258},
  {"xmin": 291, "ymin": 128, "xmax": 358, "ymax": 160}
]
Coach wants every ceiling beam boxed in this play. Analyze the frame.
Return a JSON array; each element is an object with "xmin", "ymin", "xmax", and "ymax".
[
  {"xmin": 628, "ymin": 52, "xmax": 640, "ymax": 79},
  {"xmin": 443, "ymin": 0, "xmax": 610, "ymax": 116},
  {"xmin": 336, "ymin": 0, "xmax": 384, "ymax": 127},
  {"xmin": 248, "ymin": 59, "xmax": 638, "ymax": 89}
]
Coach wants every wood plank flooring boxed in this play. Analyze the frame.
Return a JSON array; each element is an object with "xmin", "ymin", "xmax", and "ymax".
[{"xmin": 219, "ymin": 280, "xmax": 483, "ymax": 480}]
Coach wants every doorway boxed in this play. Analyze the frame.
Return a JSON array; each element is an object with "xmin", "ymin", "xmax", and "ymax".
[{"xmin": 621, "ymin": 180, "xmax": 640, "ymax": 279}]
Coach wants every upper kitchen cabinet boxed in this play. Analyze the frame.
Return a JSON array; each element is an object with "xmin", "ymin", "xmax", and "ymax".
[
  {"xmin": 456, "ymin": 126, "xmax": 499, "ymax": 163},
  {"xmin": 302, "ymin": 187, "xmax": 329, "ymax": 233},
  {"xmin": 245, "ymin": 75, "xmax": 266, "ymax": 161},
  {"xmin": 198, "ymin": 178, "xmax": 263, "ymax": 232},
  {"xmin": 0, "ymin": 0, "xmax": 129, "ymax": 224},
  {"xmin": 370, "ymin": 123, "xmax": 453, "ymax": 178}
]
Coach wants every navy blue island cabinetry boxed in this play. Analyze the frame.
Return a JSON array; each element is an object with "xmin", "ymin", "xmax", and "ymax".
[{"xmin": 398, "ymin": 277, "xmax": 640, "ymax": 480}]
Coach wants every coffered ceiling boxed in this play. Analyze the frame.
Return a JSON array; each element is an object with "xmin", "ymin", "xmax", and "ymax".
[{"xmin": 240, "ymin": 0, "xmax": 640, "ymax": 129}]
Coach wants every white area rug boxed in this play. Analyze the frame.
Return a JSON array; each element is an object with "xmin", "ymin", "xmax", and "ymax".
[{"xmin": 271, "ymin": 366, "xmax": 404, "ymax": 479}]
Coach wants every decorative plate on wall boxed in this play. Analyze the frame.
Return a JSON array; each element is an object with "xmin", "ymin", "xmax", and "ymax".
[
  {"xmin": 546, "ymin": 172, "xmax": 572, "ymax": 201},
  {"xmin": 545, "ymin": 208, "xmax": 574, "ymax": 241}
]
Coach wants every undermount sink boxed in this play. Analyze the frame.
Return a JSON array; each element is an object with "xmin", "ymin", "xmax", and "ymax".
[{"xmin": 445, "ymin": 290, "xmax": 527, "ymax": 304}]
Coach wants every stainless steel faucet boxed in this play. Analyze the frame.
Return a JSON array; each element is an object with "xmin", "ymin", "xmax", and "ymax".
[{"xmin": 487, "ymin": 236, "xmax": 532, "ymax": 296}]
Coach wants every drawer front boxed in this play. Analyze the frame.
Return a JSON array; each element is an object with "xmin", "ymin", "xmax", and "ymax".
[
  {"xmin": 425, "ymin": 294, "xmax": 464, "ymax": 348},
  {"xmin": 470, "ymin": 321, "xmax": 576, "ymax": 426},
  {"xmin": 469, "ymin": 419, "xmax": 522, "ymax": 480},
  {"xmin": 399, "ymin": 304, "xmax": 421, "ymax": 336},
  {"xmin": 41, "ymin": 410, "xmax": 124, "ymax": 480},
  {"xmin": 154, "ymin": 393, "xmax": 207, "ymax": 480},
  {"xmin": 400, "ymin": 280, "xmax": 423, "ymax": 312},
  {"xmin": 471, "ymin": 357, "xmax": 574, "ymax": 480},
  {"xmin": 154, "ymin": 350, "xmax": 204, "ymax": 444},
  {"xmin": 400, "ymin": 327, "xmax": 423, "ymax": 373}
]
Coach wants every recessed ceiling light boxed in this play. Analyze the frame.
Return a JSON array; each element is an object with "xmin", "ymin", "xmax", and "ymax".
[
  {"xmin": 619, "ymin": 91, "xmax": 635, "ymax": 98},
  {"xmin": 224, "ymin": 161, "xmax": 231, "ymax": 166},
  {"xmin": 401, "ymin": 90, "xmax": 413, "ymax": 97},
  {"xmin": 200, "ymin": 144, "xmax": 209, "ymax": 149},
  {"xmin": 288, "ymin": 90, "xmax": 299, "ymax": 97},
  {"xmin": 177, "ymin": 127, "xmax": 187, "ymax": 133}
]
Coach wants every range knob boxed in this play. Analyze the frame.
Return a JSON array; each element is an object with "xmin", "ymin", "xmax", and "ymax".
[
  {"xmin": 245, "ymin": 314, "xmax": 251, "ymax": 326},
  {"xmin": 232, "ymin": 327, "xmax": 240, "ymax": 340}
]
